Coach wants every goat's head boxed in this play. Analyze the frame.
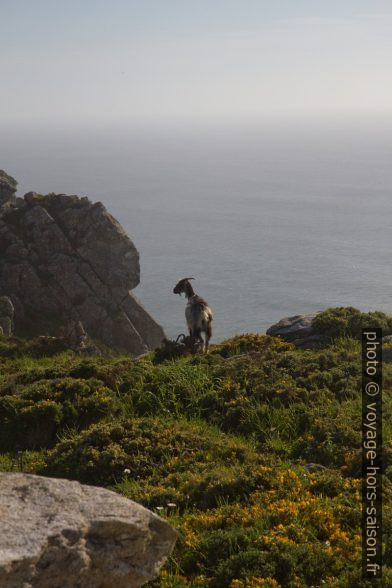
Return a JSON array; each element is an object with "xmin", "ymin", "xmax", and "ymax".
[{"xmin": 173, "ymin": 277, "xmax": 194, "ymax": 296}]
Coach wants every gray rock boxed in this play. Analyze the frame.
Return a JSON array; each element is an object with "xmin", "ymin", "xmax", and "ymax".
[
  {"xmin": 0, "ymin": 184, "xmax": 165, "ymax": 354},
  {"xmin": 0, "ymin": 473, "xmax": 177, "ymax": 588},
  {"xmin": 60, "ymin": 320, "xmax": 88, "ymax": 352},
  {"xmin": 303, "ymin": 463, "xmax": 327, "ymax": 473},
  {"xmin": 266, "ymin": 313, "xmax": 323, "ymax": 348},
  {"xmin": 0, "ymin": 170, "xmax": 17, "ymax": 205},
  {"xmin": 0, "ymin": 295, "xmax": 14, "ymax": 336}
]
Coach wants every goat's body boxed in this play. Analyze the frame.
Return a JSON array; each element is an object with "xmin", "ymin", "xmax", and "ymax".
[
  {"xmin": 173, "ymin": 279, "xmax": 213, "ymax": 352},
  {"xmin": 186, "ymin": 296, "xmax": 213, "ymax": 351}
]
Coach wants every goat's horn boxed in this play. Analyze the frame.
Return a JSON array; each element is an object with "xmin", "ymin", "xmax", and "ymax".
[{"xmin": 184, "ymin": 277, "xmax": 195, "ymax": 281}]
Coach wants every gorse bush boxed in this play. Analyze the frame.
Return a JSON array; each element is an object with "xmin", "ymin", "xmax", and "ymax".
[
  {"xmin": 0, "ymin": 376, "xmax": 120, "ymax": 450},
  {"xmin": 43, "ymin": 417, "xmax": 281, "ymax": 514},
  {"xmin": 211, "ymin": 334, "xmax": 293, "ymax": 358},
  {"xmin": 43, "ymin": 417, "xmax": 261, "ymax": 488},
  {"xmin": 0, "ymin": 311, "xmax": 391, "ymax": 587},
  {"xmin": 312, "ymin": 306, "xmax": 392, "ymax": 340}
]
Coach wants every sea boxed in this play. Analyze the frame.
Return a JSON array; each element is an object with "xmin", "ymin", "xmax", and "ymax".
[{"xmin": 1, "ymin": 119, "xmax": 391, "ymax": 342}]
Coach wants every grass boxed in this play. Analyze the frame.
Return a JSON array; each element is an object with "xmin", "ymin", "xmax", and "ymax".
[{"xmin": 0, "ymin": 308, "xmax": 391, "ymax": 587}]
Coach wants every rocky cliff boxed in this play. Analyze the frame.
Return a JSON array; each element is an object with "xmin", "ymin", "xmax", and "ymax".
[{"xmin": 0, "ymin": 184, "xmax": 165, "ymax": 354}]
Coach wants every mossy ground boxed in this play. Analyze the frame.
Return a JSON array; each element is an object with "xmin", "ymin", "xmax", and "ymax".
[{"xmin": 0, "ymin": 309, "xmax": 391, "ymax": 587}]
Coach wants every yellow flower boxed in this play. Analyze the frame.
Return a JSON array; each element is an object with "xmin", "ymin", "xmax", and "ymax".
[{"xmin": 230, "ymin": 578, "xmax": 279, "ymax": 588}]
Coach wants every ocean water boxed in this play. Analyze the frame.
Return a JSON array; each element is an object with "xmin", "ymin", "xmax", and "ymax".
[{"xmin": 1, "ymin": 121, "xmax": 391, "ymax": 342}]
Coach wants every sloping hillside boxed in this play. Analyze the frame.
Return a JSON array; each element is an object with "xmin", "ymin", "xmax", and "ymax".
[{"xmin": 0, "ymin": 308, "xmax": 391, "ymax": 587}]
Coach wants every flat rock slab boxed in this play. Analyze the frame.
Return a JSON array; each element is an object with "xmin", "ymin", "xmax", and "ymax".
[
  {"xmin": 0, "ymin": 473, "xmax": 177, "ymax": 588},
  {"xmin": 266, "ymin": 313, "xmax": 318, "ymax": 339},
  {"xmin": 266, "ymin": 313, "xmax": 325, "ymax": 348}
]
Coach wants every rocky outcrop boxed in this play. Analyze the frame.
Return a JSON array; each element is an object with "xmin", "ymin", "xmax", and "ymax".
[
  {"xmin": 0, "ymin": 473, "xmax": 177, "ymax": 588},
  {"xmin": 0, "ymin": 188, "xmax": 165, "ymax": 354},
  {"xmin": 266, "ymin": 313, "xmax": 323, "ymax": 348}
]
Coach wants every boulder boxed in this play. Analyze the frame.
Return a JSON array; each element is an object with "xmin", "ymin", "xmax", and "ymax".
[
  {"xmin": 59, "ymin": 320, "xmax": 88, "ymax": 352},
  {"xmin": 0, "ymin": 187, "xmax": 165, "ymax": 354},
  {"xmin": 0, "ymin": 473, "xmax": 177, "ymax": 588},
  {"xmin": 303, "ymin": 463, "xmax": 327, "ymax": 473},
  {"xmin": 266, "ymin": 313, "xmax": 323, "ymax": 348}
]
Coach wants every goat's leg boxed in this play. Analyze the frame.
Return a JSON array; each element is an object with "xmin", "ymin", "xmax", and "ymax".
[
  {"xmin": 193, "ymin": 328, "xmax": 204, "ymax": 353},
  {"xmin": 188, "ymin": 327, "xmax": 198, "ymax": 353},
  {"xmin": 205, "ymin": 323, "xmax": 212, "ymax": 353}
]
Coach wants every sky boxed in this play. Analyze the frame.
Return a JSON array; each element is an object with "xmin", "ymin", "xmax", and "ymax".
[{"xmin": 1, "ymin": 0, "xmax": 392, "ymax": 127}]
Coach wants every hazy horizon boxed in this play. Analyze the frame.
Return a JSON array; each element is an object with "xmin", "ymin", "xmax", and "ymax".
[{"xmin": 1, "ymin": 122, "xmax": 391, "ymax": 340}]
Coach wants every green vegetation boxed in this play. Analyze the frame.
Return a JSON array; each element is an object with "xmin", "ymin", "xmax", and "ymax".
[
  {"xmin": 312, "ymin": 306, "xmax": 392, "ymax": 341},
  {"xmin": 0, "ymin": 307, "xmax": 391, "ymax": 587}
]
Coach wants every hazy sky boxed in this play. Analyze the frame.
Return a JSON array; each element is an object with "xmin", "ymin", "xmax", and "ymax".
[{"xmin": 1, "ymin": 0, "xmax": 391, "ymax": 126}]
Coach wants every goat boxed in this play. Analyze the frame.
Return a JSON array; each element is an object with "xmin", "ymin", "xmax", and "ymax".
[{"xmin": 173, "ymin": 278, "xmax": 213, "ymax": 352}]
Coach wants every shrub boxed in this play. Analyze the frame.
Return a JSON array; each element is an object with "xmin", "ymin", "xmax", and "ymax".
[
  {"xmin": 42, "ymin": 417, "xmax": 264, "ymax": 488},
  {"xmin": 212, "ymin": 334, "xmax": 293, "ymax": 358},
  {"xmin": 0, "ymin": 377, "xmax": 119, "ymax": 450},
  {"xmin": 312, "ymin": 307, "xmax": 392, "ymax": 340}
]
